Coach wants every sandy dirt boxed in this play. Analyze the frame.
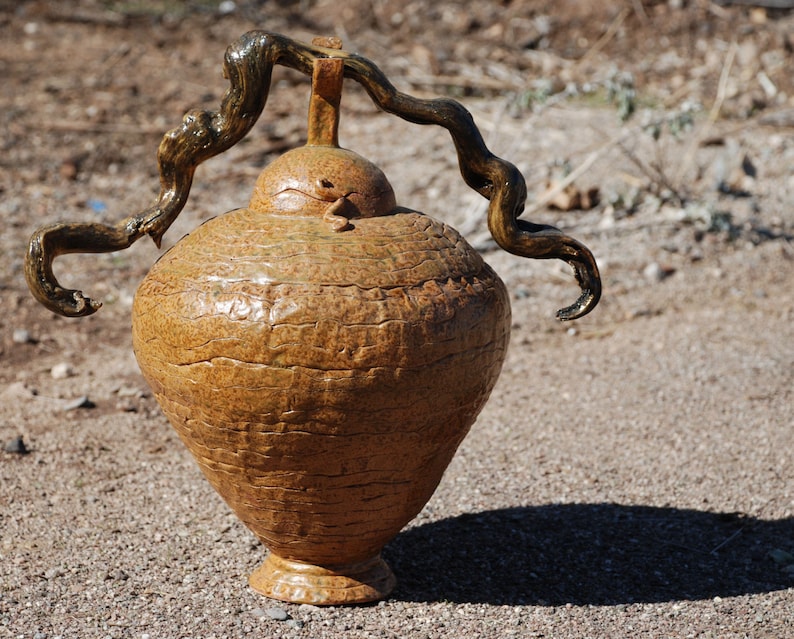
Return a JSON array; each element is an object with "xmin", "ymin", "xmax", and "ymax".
[{"xmin": 1, "ymin": 1, "xmax": 793, "ymax": 637}]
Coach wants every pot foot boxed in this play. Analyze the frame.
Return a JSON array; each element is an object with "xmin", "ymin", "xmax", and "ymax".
[{"xmin": 249, "ymin": 553, "xmax": 396, "ymax": 605}]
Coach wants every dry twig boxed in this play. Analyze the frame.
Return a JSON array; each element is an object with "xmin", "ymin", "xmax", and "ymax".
[
  {"xmin": 674, "ymin": 40, "xmax": 738, "ymax": 186},
  {"xmin": 523, "ymin": 128, "xmax": 634, "ymax": 217},
  {"xmin": 575, "ymin": 8, "xmax": 630, "ymax": 69}
]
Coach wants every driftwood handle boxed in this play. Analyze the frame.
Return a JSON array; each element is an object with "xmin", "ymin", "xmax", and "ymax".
[{"xmin": 26, "ymin": 30, "xmax": 600, "ymax": 319}]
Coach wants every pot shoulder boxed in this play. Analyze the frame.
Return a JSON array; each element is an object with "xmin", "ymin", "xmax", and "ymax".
[{"xmin": 132, "ymin": 207, "xmax": 511, "ymax": 371}]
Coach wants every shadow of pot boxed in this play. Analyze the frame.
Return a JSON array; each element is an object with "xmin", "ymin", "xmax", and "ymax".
[{"xmin": 385, "ymin": 503, "xmax": 794, "ymax": 605}]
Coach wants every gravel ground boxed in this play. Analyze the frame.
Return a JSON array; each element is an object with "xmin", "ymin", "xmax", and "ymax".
[{"xmin": 2, "ymin": 2, "xmax": 793, "ymax": 637}]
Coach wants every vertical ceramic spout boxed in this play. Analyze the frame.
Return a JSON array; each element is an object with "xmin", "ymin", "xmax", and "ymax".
[{"xmin": 307, "ymin": 37, "xmax": 344, "ymax": 147}]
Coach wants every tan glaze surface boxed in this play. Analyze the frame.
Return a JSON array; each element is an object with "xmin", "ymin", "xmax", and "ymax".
[
  {"xmin": 25, "ymin": 32, "xmax": 601, "ymax": 605},
  {"xmin": 249, "ymin": 554, "xmax": 396, "ymax": 605},
  {"xmin": 248, "ymin": 145, "xmax": 397, "ymax": 231}
]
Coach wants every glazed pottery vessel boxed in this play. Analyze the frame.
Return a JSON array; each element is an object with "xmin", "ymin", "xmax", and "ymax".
[{"xmin": 26, "ymin": 32, "xmax": 601, "ymax": 605}]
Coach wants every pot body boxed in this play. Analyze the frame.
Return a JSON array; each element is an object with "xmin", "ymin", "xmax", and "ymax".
[{"xmin": 132, "ymin": 205, "xmax": 510, "ymax": 603}]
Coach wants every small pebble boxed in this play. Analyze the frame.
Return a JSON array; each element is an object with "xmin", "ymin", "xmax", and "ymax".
[
  {"xmin": 12, "ymin": 328, "xmax": 32, "ymax": 344},
  {"xmin": 51, "ymin": 362, "xmax": 74, "ymax": 379},
  {"xmin": 60, "ymin": 159, "xmax": 78, "ymax": 180},
  {"xmin": 298, "ymin": 603, "xmax": 321, "ymax": 614},
  {"xmin": 643, "ymin": 262, "xmax": 665, "ymax": 282},
  {"xmin": 63, "ymin": 395, "xmax": 95, "ymax": 411},
  {"xmin": 116, "ymin": 399, "xmax": 138, "ymax": 413},
  {"xmin": 43, "ymin": 567, "xmax": 65, "ymax": 580},
  {"xmin": 116, "ymin": 385, "xmax": 142, "ymax": 398},
  {"xmin": 265, "ymin": 606, "xmax": 290, "ymax": 621},
  {"xmin": 769, "ymin": 548, "xmax": 794, "ymax": 564},
  {"xmin": 286, "ymin": 619, "xmax": 305, "ymax": 629},
  {"xmin": 4, "ymin": 436, "xmax": 29, "ymax": 455},
  {"xmin": 4, "ymin": 381, "xmax": 37, "ymax": 398}
]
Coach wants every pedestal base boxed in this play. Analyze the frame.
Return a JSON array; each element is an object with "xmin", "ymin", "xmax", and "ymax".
[{"xmin": 249, "ymin": 553, "xmax": 396, "ymax": 605}]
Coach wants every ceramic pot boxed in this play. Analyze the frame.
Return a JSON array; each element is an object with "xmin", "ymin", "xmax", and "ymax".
[
  {"xmin": 131, "ymin": 172, "xmax": 511, "ymax": 604},
  {"xmin": 25, "ymin": 32, "xmax": 601, "ymax": 606}
]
